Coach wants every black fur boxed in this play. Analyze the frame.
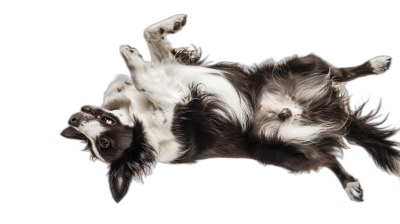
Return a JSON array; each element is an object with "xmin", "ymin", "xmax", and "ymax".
[
  {"xmin": 172, "ymin": 47, "xmax": 206, "ymax": 66},
  {"xmin": 171, "ymin": 84, "xmax": 251, "ymax": 163},
  {"xmin": 108, "ymin": 120, "xmax": 157, "ymax": 202}
]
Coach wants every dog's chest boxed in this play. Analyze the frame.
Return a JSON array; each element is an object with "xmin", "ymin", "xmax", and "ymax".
[{"xmin": 145, "ymin": 108, "xmax": 182, "ymax": 163}]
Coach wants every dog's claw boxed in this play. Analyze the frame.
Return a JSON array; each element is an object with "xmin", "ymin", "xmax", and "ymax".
[{"xmin": 181, "ymin": 16, "xmax": 186, "ymax": 26}]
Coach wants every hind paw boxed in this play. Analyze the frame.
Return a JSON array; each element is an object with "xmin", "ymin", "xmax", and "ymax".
[
  {"xmin": 145, "ymin": 14, "xmax": 187, "ymax": 41},
  {"xmin": 344, "ymin": 180, "xmax": 364, "ymax": 202},
  {"xmin": 369, "ymin": 56, "xmax": 392, "ymax": 74}
]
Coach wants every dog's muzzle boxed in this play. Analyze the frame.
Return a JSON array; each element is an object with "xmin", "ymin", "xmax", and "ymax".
[{"xmin": 68, "ymin": 112, "xmax": 86, "ymax": 127}]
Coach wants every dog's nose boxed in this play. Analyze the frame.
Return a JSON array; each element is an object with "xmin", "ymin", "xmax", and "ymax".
[
  {"xmin": 278, "ymin": 108, "xmax": 292, "ymax": 120},
  {"xmin": 68, "ymin": 112, "xmax": 84, "ymax": 127}
]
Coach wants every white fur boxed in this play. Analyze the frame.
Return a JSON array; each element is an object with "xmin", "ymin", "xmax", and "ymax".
[
  {"xmin": 75, "ymin": 120, "xmax": 106, "ymax": 162},
  {"xmin": 144, "ymin": 14, "xmax": 187, "ymax": 63},
  {"xmin": 109, "ymin": 108, "xmax": 134, "ymax": 127},
  {"xmin": 345, "ymin": 181, "xmax": 363, "ymax": 202},
  {"xmin": 369, "ymin": 56, "xmax": 391, "ymax": 74},
  {"xmin": 144, "ymin": 14, "xmax": 186, "ymax": 42},
  {"xmin": 78, "ymin": 120, "xmax": 106, "ymax": 137}
]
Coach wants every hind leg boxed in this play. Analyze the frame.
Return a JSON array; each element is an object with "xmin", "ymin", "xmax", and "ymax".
[
  {"xmin": 327, "ymin": 158, "xmax": 363, "ymax": 202},
  {"xmin": 296, "ymin": 54, "xmax": 392, "ymax": 82},
  {"xmin": 250, "ymin": 143, "xmax": 363, "ymax": 202},
  {"xmin": 144, "ymin": 14, "xmax": 187, "ymax": 63}
]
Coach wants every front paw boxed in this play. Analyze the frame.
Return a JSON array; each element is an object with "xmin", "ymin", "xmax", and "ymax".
[
  {"xmin": 369, "ymin": 56, "xmax": 392, "ymax": 74},
  {"xmin": 120, "ymin": 45, "xmax": 144, "ymax": 69}
]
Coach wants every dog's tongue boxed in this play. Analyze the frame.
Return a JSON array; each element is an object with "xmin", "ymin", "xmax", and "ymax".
[{"xmin": 106, "ymin": 120, "xmax": 113, "ymax": 124}]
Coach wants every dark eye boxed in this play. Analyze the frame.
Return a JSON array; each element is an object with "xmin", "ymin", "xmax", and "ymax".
[{"xmin": 100, "ymin": 139, "xmax": 110, "ymax": 148}]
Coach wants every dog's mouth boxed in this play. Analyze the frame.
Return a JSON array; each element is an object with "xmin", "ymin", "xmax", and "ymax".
[
  {"xmin": 81, "ymin": 106, "xmax": 116, "ymax": 125},
  {"xmin": 60, "ymin": 105, "xmax": 119, "ymax": 162},
  {"xmin": 93, "ymin": 111, "xmax": 115, "ymax": 125}
]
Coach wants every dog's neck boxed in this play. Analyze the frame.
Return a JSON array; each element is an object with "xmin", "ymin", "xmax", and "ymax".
[{"xmin": 119, "ymin": 88, "xmax": 182, "ymax": 163}]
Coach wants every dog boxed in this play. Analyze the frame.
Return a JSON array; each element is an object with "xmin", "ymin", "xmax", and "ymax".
[{"xmin": 61, "ymin": 14, "xmax": 399, "ymax": 203}]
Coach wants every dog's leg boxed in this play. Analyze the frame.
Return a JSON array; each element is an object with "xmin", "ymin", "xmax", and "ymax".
[
  {"xmin": 296, "ymin": 54, "xmax": 392, "ymax": 82},
  {"xmin": 250, "ymin": 142, "xmax": 363, "ymax": 202},
  {"xmin": 327, "ymin": 158, "xmax": 363, "ymax": 202},
  {"xmin": 120, "ymin": 45, "xmax": 185, "ymax": 110},
  {"xmin": 144, "ymin": 14, "xmax": 187, "ymax": 63}
]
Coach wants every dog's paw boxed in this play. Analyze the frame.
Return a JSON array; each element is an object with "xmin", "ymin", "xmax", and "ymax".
[
  {"xmin": 164, "ymin": 14, "xmax": 186, "ymax": 33},
  {"xmin": 119, "ymin": 45, "xmax": 143, "ymax": 69},
  {"xmin": 369, "ymin": 56, "xmax": 392, "ymax": 74},
  {"xmin": 145, "ymin": 14, "xmax": 187, "ymax": 41},
  {"xmin": 344, "ymin": 180, "xmax": 363, "ymax": 202}
]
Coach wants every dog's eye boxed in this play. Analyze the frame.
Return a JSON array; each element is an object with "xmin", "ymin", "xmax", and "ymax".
[{"xmin": 100, "ymin": 139, "xmax": 110, "ymax": 148}]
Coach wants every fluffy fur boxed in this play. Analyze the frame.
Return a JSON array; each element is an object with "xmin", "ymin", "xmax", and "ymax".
[{"xmin": 61, "ymin": 14, "xmax": 399, "ymax": 203}]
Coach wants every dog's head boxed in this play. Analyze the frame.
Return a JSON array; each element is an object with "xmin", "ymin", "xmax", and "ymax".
[{"xmin": 61, "ymin": 105, "xmax": 156, "ymax": 202}]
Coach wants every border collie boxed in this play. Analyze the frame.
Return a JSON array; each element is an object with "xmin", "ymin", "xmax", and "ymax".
[{"xmin": 61, "ymin": 14, "xmax": 399, "ymax": 203}]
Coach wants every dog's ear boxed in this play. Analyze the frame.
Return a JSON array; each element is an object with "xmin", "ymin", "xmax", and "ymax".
[
  {"xmin": 108, "ymin": 120, "xmax": 157, "ymax": 202},
  {"xmin": 60, "ymin": 126, "xmax": 86, "ymax": 140},
  {"xmin": 108, "ymin": 158, "xmax": 136, "ymax": 203}
]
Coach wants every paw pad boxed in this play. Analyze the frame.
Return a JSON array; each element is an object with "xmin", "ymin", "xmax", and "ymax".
[{"xmin": 173, "ymin": 22, "xmax": 181, "ymax": 31}]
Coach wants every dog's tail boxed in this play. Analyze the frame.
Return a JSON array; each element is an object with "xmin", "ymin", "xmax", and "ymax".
[{"xmin": 344, "ymin": 102, "xmax": 400, "ymax": 175}]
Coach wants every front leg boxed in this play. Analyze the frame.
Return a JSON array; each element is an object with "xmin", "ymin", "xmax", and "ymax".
[
  {"xmin": 120, "ymin": 45, "xmax": 185, "ymax": 110},
  {"xmin": 144, "ymin": 14, "xmax": 187, "ymax": 63}
]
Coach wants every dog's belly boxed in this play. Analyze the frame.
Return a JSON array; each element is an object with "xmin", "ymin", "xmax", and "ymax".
[
  {"xmin": 253, "ymin": 91, "xmax": 317, "ymax": 144},
  {"xmin": 258, "ymin": 93, "xmax": 303, "ymax": 119},
  {"xmin": 251, "ymin": 69, "xmax": 340, "ymax": 144}
]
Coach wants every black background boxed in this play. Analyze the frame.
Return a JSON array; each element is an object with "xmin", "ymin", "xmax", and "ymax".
[{"xmin": 28, "ymin": 2, "xmax": 400, "ymax": 222}]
